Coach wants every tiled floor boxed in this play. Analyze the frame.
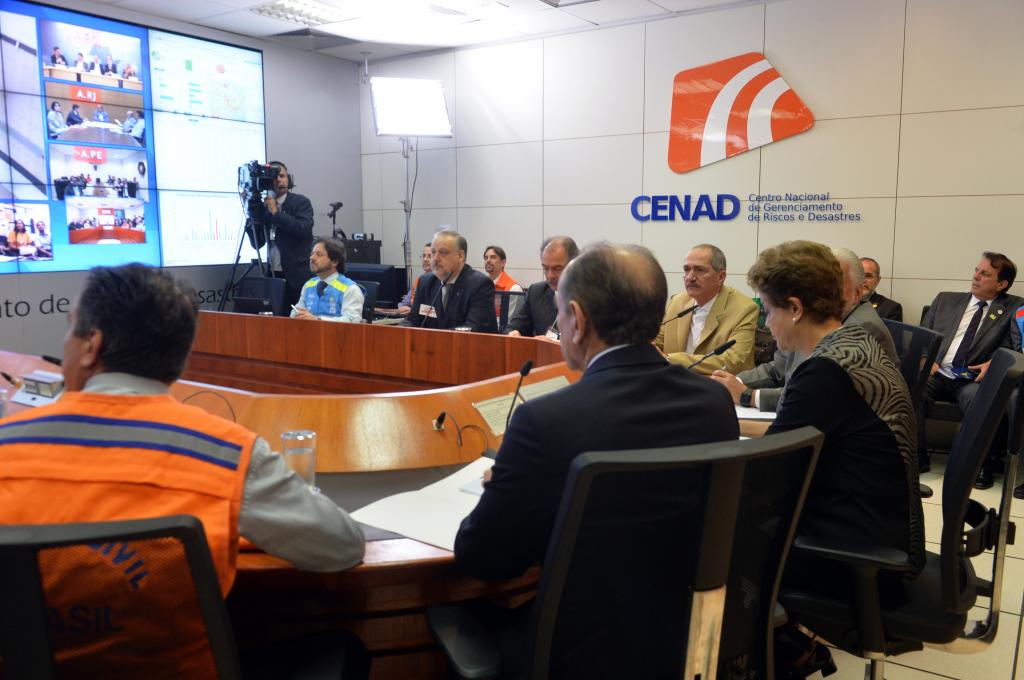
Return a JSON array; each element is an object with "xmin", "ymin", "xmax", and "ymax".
[{"xmin": 817, "ymin": 456, "xmax": 1024, "ymax": 679}]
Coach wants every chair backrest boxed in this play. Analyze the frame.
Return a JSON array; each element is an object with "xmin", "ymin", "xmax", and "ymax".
[
  {"xmin": 495, "ymin": 290, "xmax": 526, "ymax": 332},
  {"xmin": 527, "ymin": 427, "xmax": 823, "ymax": 680},
  {"xmin": 354, "ymin": 279, "xmax": 379, "ymax": 322},
  {"xmin": 883, "ymin": 319, "xmax": 944, "ymax": 407},
  {"xmin": 234, "ymin": 275, "xmax": 286, "ymax": 316},
  {"xmin": 0, "ymin": 515, "xmax": 241, "ymax": 679},
  {"xmin": 940, "ymin": 348, "xmax": 1024, "ymax": 610}
]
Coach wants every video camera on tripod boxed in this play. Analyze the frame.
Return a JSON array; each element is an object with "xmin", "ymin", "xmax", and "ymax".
[{"xmin": 238, "ymin": 160, "xmax": 280, "ymax": 235}]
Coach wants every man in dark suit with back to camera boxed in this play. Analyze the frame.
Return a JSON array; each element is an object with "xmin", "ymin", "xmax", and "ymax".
[
  {"xmin": 454, "ymin": 242, "xmax": 739, "ymax": 674},
  {"xmin": 918, "ymin": 252, "xmax": 1023, "ymax": 487},
  {"xmin": 254, "ymin": 161, "xmax": 315, "ymax": 307},
  {"xmin": 403, "ymin": 228, "xmax": 497, "ymax": 332},
  {"xmin": 506, "ymin": 235, "xmax": 579, "ymax": 339},
  {"xmin": 861, "ymin": 256, "xmax": 903, "ymax": 321}
]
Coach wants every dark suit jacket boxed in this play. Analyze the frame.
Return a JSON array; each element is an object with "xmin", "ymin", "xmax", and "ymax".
[
  {"xmin": 869, "ymin": 292, "xmax": 903, "ymax": 321},
  {"xmin": 739, "ymin": 299, "xmax": 898, "ymax": 412},
  {"xmin": 455, "ymin": 343, "xmax": 739, "ymax": 580},
  {"xmin": 403, "ymin": 266, "xmax": 497, "ymax": 333},
  {"xmin": 505, "ymin": 281, "xmax": 555, "ymax": 336},
  {"xmin": 922, "ymin": 291, "xmax": 1024, "ymax": 366},
  {"xmin": 250, "ymin": 192, "xmax": 315, "ymax": 292}
]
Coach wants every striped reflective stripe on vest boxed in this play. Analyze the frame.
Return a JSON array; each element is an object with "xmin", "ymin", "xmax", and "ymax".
[{"xmin": 0, "ymin": 414, "xmax": 243, "ymax": 470}]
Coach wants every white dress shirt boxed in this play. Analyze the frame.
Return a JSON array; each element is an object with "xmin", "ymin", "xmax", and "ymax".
[
  {"xmin": 685, "ymin": 294, "xmax": 719, "ymax": 354},
  {"xmin": 938, "ymin": 295, "xmax": 988, "ymax": 378}
]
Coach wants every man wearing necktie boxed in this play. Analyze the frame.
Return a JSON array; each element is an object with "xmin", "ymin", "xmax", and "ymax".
[
  {"xmin": 291, "ymin": 238, "xmax": 364, "ymax": 323},
  {"xmin": 403, "ymin": 228, "xmax": 497, "ymax": 332},
  {"xmin": 919, "ymin": 252, "xmax": 1023, "ymax": 487}
]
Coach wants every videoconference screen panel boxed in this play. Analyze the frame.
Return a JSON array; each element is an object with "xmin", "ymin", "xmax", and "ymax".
[{"xmin": 0, "ymin": 0, "xmax": 266, "ymax": 274}]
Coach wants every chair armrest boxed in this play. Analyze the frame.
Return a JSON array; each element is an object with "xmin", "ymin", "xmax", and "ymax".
[
  {"xmin": 792, "ymin": 536, "xmax": 913, "ymax": 573},
  {"xmin": 426, "ymin": 605, "xmax": 502, "ymax": 680}
]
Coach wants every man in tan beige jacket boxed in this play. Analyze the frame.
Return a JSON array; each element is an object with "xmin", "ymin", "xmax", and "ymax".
[{"xmin": 655, "ymin": 244, "xmax": 758, "ymax": 375}]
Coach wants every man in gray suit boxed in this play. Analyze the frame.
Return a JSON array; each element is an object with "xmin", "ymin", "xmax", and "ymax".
[
  {"xmin": 919, "ymin": 252, "xmax": 1023, "ymax": 487},
  {"xmin": 712, "ymin": 247, "xmax": 897, "ymax": 411}
]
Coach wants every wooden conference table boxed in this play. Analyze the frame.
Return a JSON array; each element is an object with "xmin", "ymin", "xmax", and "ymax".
[{"xmin": 1, "ymin": 311, "xmax": 570, "ymax": 678}]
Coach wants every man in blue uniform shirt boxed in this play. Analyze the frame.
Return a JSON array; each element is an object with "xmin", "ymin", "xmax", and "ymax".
[{"xmin": 291, "ymin": 238, "xmax": 365, "ymax": 323}]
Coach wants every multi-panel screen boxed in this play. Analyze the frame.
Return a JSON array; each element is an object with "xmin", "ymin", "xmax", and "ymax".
[{"xmin": 0, "ymin": 0, "xmax": 265, "ymax": 273}]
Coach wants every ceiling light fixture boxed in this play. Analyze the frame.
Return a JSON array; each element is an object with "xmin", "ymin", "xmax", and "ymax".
[{"xmin": 250, "ymin": 0, "xmax": 354, "ymax": 27}]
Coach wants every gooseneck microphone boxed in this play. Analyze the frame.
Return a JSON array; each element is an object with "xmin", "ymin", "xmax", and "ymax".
[
  {"xmin": 686, "ymin": 339, "xmax": 737, "ymax": 371},
  {"xmin": 419, "ymin": 271, "xmax": 453, "ymax": 327},
  {"xmin": 661, "ymin": 303, "xmax": 699, "ymax": 326},
  {"xmin": 42, "ymin": 355, "xmax": 63, "ymax": 367},
  {"xmin": 505, "ymin": 360, "xmax": 534, "ymax": 431},
  {"xmin": 433, "ymin": 410, "xmax": 463, "ymax": 447}
]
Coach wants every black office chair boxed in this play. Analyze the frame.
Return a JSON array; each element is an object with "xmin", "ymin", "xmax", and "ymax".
[
  {"xmin": 354, "ymin": 279, "xmax": 379, "ymax": 323},
  {"xmin": 0, "ymin": 515, "xmax": 242, "ymax": 679},
  {"xmin": 234, "ymin": 275, "xmax": 287, "ymax": 316},
  {"xmin": 779, "ymin": 348, "xmax": 1024, "ymax": 680},
  {"xmin": 495, "ymin": 290, "xmax": 527, "ymax": 333},
  {"xmin": 428, "ymin": 427, "xmax": 824, "ymax": 680},
  {"xmin": 884, "ymin": 319, "xmax": 944, "ymax": 497}
]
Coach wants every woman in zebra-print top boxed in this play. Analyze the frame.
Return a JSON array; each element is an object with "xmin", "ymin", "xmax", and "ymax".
[{"xmin": 748, "ymin": 241, "xmax": 925, "ymax": 590}]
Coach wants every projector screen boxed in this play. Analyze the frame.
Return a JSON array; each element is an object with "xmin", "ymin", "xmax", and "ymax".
[{"xmin": 0, "ymin": 0, "xmax": 266, "ymax": 274}]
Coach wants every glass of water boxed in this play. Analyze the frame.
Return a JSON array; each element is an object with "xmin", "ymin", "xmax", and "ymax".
[{"xmin": 281, "ymin": 430, "xmax": 317, "ymax": 487}]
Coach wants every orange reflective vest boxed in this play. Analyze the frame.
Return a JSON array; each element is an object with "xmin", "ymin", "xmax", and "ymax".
[
  {"xmin": 492, "ymin": 270, "xmax": 520, "ymax": 317},
  {"xmin": 0, "ymin": 391, "xmax": 256, "ymax": 678}
]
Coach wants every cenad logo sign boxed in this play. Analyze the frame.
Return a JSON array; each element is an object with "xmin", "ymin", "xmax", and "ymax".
[
  {"xmin": 668, "ymin": 52, "xmax": 814, "ymax": 173},
  {"xmin": 631, "ymin": 53, "xmax": 814, "ymax": 223}
]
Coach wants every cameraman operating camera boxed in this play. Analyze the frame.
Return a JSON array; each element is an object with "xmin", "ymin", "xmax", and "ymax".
[{"xmin": 261, "ymin": 161, "xmax": 314, "ymax": 306}]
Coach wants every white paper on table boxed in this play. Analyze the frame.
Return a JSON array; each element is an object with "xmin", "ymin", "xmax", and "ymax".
[
  {"xmin": 735, "ymin": 405, "xmax": 777, "ymax": 421},
  {"xmin": 350, "ymin": 457, "xmax": 493, "ymax": 551}
]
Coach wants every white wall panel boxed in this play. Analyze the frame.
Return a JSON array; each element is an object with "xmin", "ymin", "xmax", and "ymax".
[
  {"xmin": 890, "ymin": 278, "xmax": 973, "ymax": 330},
  {"xmin": 903, "ymin": 0, "xmax": 1024, "ymax": 113},
  {"xmin": 764, "ymin": 0, "xmax": 905, "ymax": 119},
  {"xmin": 380, "ymin": 148, "xmax": 456, "ymax": 211},
  {"xmin": 457, "ymin": 143, "xmax": 543, "ymax": 208},
  {"xmin": 643, "ymin": 4, "xmax": 765, "ymax": 132},
  {"xmin": 754, "ymin": 197, "xmax": 897, "ymax": 271},
  {"xmin": 643, "ymin": 132, "xmax": 761, "ymax": 198},
  {"xmin": 760, "ymin": 116, "xmax": 900, "ymax": 198},
  {"xmin": 543, "ymin": 204, "xmax": 641, "ymax": 250},
  {"xmin": 455, "ymin": 40, "xmax": 543, "ymax": 147},
  {"xmin": 544, "ymin": 24, "xmax": 646, "ymax": 140},
  {"xmin": 361, "ymin": 154, "xmax": 382, "ymax": 210},
  {"xmin": 642, "ymin": 201, "xmax": 760, "ymax": 278},
  {"xmin": 892, "ymin": 196, "xmax": 1024, "ymax": 279},
  {"xmin": 456, "ymin": 207, "xmax": 544, "ymax": 271},
  {"xmin": 544, "ymin": 135, "xmax": 643, "ymax": 205},
  {"xmin": 898, "ymin": 107, "xmax": 1024, "ymax": 197}
]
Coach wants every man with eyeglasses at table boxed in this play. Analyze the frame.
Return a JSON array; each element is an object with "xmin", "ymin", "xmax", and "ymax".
[
  {"xmin": 403, "ymin": 228, "xmax": 497, "ymax": 332},
  {"xmin": 505, "ymin": 236, "xmax": 579, "ymax": 340}
]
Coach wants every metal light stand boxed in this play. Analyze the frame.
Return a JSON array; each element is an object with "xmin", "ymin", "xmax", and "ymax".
[{"xmin": 400, "ymin": 136, "xmax": 415, "ymax": 290}]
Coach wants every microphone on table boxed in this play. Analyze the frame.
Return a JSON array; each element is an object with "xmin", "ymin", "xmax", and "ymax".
[
  {"xmin": 686, "ymin": 339, "xmax": 736, "ymax": 371},
  {"xmin": 432, "ymin": 410, "xmax": 463, "ymax": 447},
  {"xmin": 504, "ymin": 360, "xmax": 534, "ymax": 432},
  {"xmin": 661, "ymin": 303, "xmax": 698, "ymax": 326},
  {"xmin": 420, "ymin": 271, "xmax": 453, "ymax": 327}
]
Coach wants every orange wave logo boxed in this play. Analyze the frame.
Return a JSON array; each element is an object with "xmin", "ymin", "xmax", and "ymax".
[{"xmin": 668, "ymin": 52, "xmax": 814, "ymax": 174}]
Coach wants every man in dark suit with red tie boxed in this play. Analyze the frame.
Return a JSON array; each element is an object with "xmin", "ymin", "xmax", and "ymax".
[
  {"xmin": 403, "ymin": 228, "xmax": 497, "ymax": 333},
  {"xmin": 919, "ymin": 252, "xmax": 1023, "ymax": 487}
]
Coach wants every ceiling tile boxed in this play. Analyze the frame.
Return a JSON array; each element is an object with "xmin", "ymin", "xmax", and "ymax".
[
  {"xmin": 505, "ymin": 7, "xmax": 594, "ymax": 33},
  {"xmin": 192, "ymin": 10, "xmax": 305, "ymax": 37},
  {"xmin": 111, "ymin": 0, "xmax": 240, "ymax": 21},
  {"xmin": 560, "ymin": 0, "xmax": 670, "ymax": 24},
  {"xmin": 317, "ymin": 42, "xmax": 412, "ymax": 62},
  {"xmin": 650, "ymin": 0, "xmax": 752, "ymax": 11}
]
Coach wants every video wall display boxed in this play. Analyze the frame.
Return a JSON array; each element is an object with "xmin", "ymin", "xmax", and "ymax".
[{"xmin": 0, "ymin": 0, "xmax": 266, "ymax": 273}]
